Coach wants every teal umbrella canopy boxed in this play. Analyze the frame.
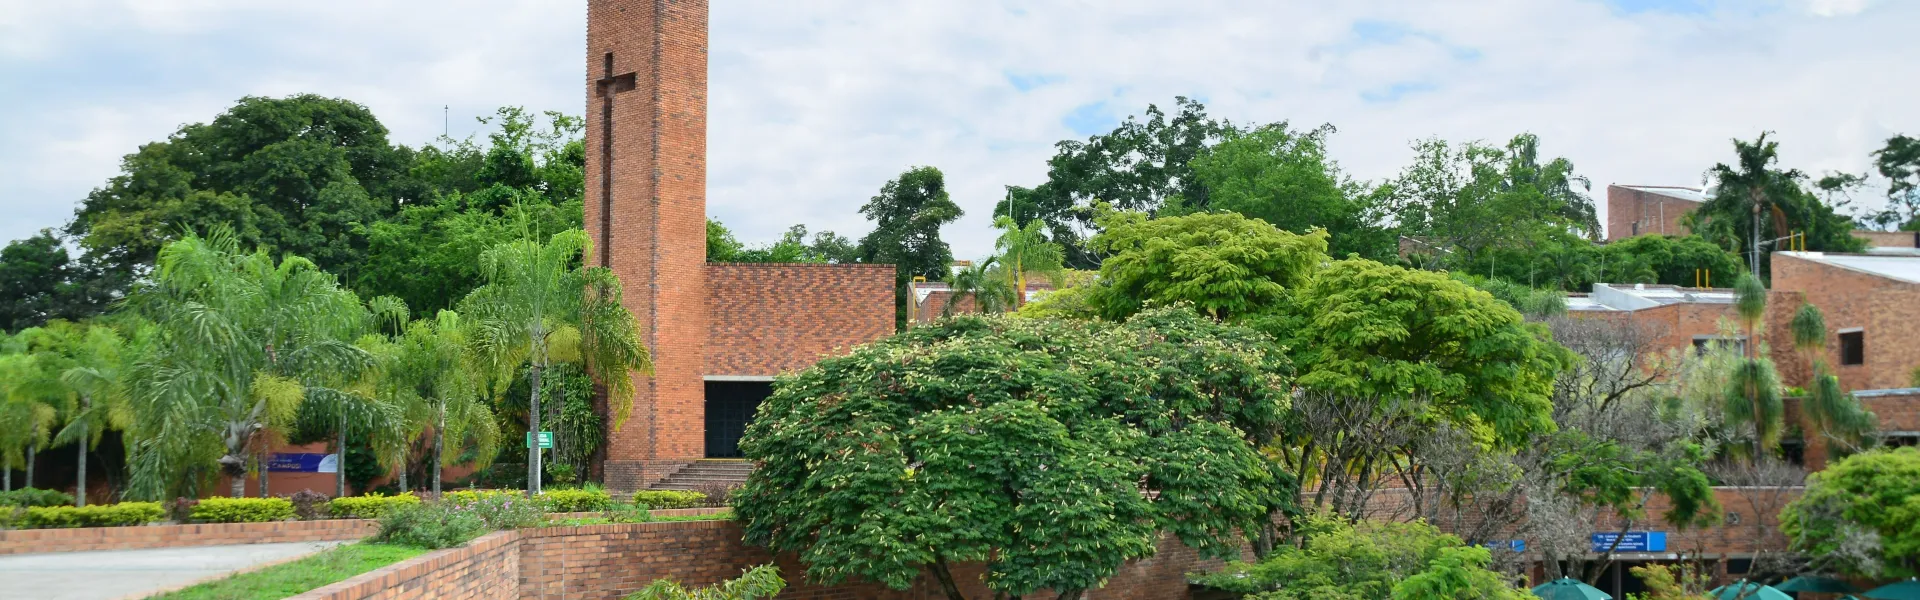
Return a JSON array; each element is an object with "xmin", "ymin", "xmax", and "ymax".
[
  {"xmin": 1709, "ymin": 582, "xmax": 1792, "ymax": 600},
  {"xmin": 1532, "ymin": 578, "xmax": 1613, "ymax": 600},
  {"xmin": 1866, "ymin": 580, "xmax": 1920, "ymax": 600},
  {"xmin": 1777, "ymin": 576, "xmax": 1861, "ymax": 594}
]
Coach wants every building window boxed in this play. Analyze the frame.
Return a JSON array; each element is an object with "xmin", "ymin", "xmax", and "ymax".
[
  {"xmin": 1839, "ymin": 329, "xmax": 1865, "ymax": 366},
  {"xmin": 1886, "ymin": 433, "xmax": 1920, "ymax": 449},
  {"xmin": 1692, "ymin": 336, "xmax": 1747, "ymax": 356}
]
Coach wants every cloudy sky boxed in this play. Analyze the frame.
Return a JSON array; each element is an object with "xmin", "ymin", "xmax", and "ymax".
[{"xmin": 2, "ymin": 0, "xmax": 1914, "ymax": 259}]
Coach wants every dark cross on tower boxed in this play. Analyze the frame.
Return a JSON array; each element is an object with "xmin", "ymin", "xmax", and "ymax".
[{"xmin": 595, "ymin": 52, "xmax": 638, "ymax": 267}]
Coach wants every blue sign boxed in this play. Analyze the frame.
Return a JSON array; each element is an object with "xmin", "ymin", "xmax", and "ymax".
[
  {"xmin": 1591, "ymin": 531, "xmax": 1667, "ymax": 552},
  {"xmin": 268, "ymin": 453, "xmax": 338, "ymax": 473}
]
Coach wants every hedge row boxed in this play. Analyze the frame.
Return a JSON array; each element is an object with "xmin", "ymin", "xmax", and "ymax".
[
  {"xmin": 12, "ymin": 502, "xmax": 165, "ymax": 528},
  {"xmin": 0, "ymin": 488, "xmax": 76, "ymax": 508}
]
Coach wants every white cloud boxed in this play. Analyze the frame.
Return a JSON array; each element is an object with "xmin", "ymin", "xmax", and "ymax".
[
  {"xmin": 1807, "ymin": 0, "xmax": 1874, "ymax": 17},
  {"xmin": 2, "ymin": 0, "xmax": 1917, "ymax": 259}
]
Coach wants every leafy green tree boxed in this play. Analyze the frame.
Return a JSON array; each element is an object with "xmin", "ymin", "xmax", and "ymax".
[
  {"xmin": 357, "ymin": 311, "xmax": 499, "ymax": 496},
  {"xmin": 0, "ymin": 231, "xmax": 123, "ymax": 333},
  {"xmin": 121, "ymin": 228, "xmax": 387, "ymax": 499},
  {"xmin": 1087, "ymin": 210, "xmax": 1328, "ymax": 321},
  {"xmin": 627, "ymin": 564, "xmax": 784, "ymax": 600},
  {"xmin": 0, "ymin": 340, "xmax": 60, "ymax": 491},
  {"xmin": 1179, "ymin": 123, "xmax": 1393, "ymax": 260},
  {"xmin": 1723, "ymin": 274, "xmax": 1784, "ymax": 459},
  {"xmin": 709, "ymin": 223, "xmax": 861, "ymax": 264},
  {"xmin": 1780, "ymin": 447, "xmax": 1920, "ymax": 578},
  {"xmin": 1280, "ymin": 259, "xmax": 1568, "ymax": 516},
  {"xmin": 736, "ymin": 309, "xmax": 1293, "ymax": 600},
  {"xmin": 1385, "ymin": 134, "xmax": 1600, "ymax": 272},
  {"xmin": 1788, "ymin": 303, "xmax": 1877, "ymax": 453},
  {"xmin": 460, "ymin": 229, "xmax": 651, "ymax": 495},
  {"xmin": 1389, "ymin": 547, "xmax": 1533, "ymax": 600},
  {"xmin": 68, "ymin": 95, "xmax": 418, "ymax": 278},
  {"xmin": 856, "ymin": 166, "xmax": 964, "ymax": 329},
  {"xmin": 1869, "ymin": 134, "xmax": 1920, "ymax": 231},
  {"xmin": 1004, "ymin": 97, "xmax": 1232, "ymax": 268},
  {"xmin": 941, "ymin": 256, "xmax": 1015, "ymax": 317},
  {"xmin": 1688, "ymin": 133, "xmax": 1863, "ymax": 277}
]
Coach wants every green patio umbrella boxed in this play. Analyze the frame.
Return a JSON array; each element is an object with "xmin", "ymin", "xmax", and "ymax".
[
  {"xmin": 1777, "ymin": 576, "xmax": 1861, "ymax": 594},
  {"xmin": 1532, "ymin": 578, "xmax": 1612, "ymax": 600},
  {"xmin": 1865, "ymin": 580, "xmax": 1920, "ymax": 600},
  {"xmin": 1709, "ymin": 582, "xmax": 1792, "ymax": 600}
]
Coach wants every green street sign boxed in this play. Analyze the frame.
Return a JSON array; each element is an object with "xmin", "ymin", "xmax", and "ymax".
[{"xmin": 526, "ymin": 431, "xmax": 553, "ymax": 449}]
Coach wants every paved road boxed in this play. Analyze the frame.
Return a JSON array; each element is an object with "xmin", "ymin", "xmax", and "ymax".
[{"xmin": 0, "ymin": 541, "xmax": 346, "ymax": 600}]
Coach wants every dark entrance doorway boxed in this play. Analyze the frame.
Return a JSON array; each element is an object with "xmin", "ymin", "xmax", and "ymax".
[{"xmin": 705, "ymin": 381, "xmax": 773, "ymax": 458}]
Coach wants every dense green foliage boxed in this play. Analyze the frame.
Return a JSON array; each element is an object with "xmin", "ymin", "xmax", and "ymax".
[
  {"xmin": 19, "ymin": 501, "xmax": 163, "ymax": 528},
  {"xmin": 0, "ymin": 231, "xmax": 122, "ymax": 333},
  {"xmin": 1781, "ymin": 447, "xmax": 1920, "ymax": 578},
  {"xmin": 736, "ymin": 308, "xmax": 1291, "ymax": 599},
  {"xmin": 1190, "ymin": 515, "xmax": 1532, "ymax": 599},
  {"xmin": 1087, "ymin": 211, "xmax": 1326, "ymax": 321},
  {"xmin": 1688, "ymin": 133, "xmax": 1865, "ymax": 276},
  {"xmin": 0, "ymin": 487, "xmax": 75, "ymax": 507},
  {"xmin": 706, "ymin": 221, "xmax": 857, "ymax": 264},
  {"xmin": 538, "ymin": 487, "xmax": 614, "ymax": 512},
  {"xmin": 1176, "ymin": 122, "xmax": 1392, "ymax": 259},
  {"xmin": 627, "ymin": 564, "xmax": 785, "ymax": 600},
  {"xmin": 148, "ymin": 542, "xmax": 426, "ymax": 600},
  {"xmin": 1868, "ymin": 134, "xmax": 1920, "ymax": 230},
  {"xmin": 191, "ymin": 497, "xmax": 296, "ymax": 523}
]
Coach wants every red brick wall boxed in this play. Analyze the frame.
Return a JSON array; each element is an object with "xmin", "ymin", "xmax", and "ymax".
[
  {"xmin": 1771, "ymin": 253, "xmax": 1920, "ymax": 392},
  {"xmin": 290, "ymin": 531, "xmax": 520, "ymax": 600},
  {"xmin": 589, "ymin": 0, "xmax": 710, "ymax": 491},
  {"xmin": 705, "ymin": 263, "xmax": 896, "ymax": 376},
  {"xmin": 519, "ymin": 521, "xmax": 1230, "ymax": 600},
  {"xmin": 0, "ymin": 519, "xmax": 378, "ymax": 556},
  {"xmin": 1854, "ymin": 230, "xmax": 1920, "ymax": 249},
  {"xmin": 1592, "ymin": 487, "xmax": 1799, "ymax": 556},
  {"xmin": 1606, "ymin": 186, "xmax": 1702, "ymax": 241}
]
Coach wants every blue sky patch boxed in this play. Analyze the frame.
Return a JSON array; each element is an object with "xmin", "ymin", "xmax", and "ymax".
[
  {"xmin": 1361, "ymin": 81, "xmax": 1439, "ymax": 103},
  {"xmin": 1004, "ymin": 72, "xmax": 1064, "ymax": 92},
  {"xmin": 1602, "ymin": 0, "xmax": 1713, "ymax": 15},
  {"xmin": 1063, "ymin": 100, "xmax": 1118, "ymax": 136}
]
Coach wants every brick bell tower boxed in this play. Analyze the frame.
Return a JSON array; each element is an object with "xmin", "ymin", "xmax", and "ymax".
[{"xmin": 587, "ymin": 0, "xmax": 709, "ymax": 491}]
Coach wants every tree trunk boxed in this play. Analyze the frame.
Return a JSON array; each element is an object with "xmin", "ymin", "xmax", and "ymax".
[
  {"xmin": 398, "ymin": 465, "xmax": 408, "ymax": 493},
  {"xmin": 229, "ymin": 463, "xmax": 246, "ymax": 498},
  {"xmin": 336, "ymin": 413, "xmax": 347, "ymax": 498},
  {"xmin": 1750, "ymin": 196, "xmax": 1763, "ymax": 276},
  {"xmin": 1056, "ymin": 591, "xmax": 1084, "ymax": 600},
  {"xmin": 74, "ymin": 421, "xmax": 87, "ymax": 507},
  {"xmin": 929, "ymin": 555, "xmax": 968, "ymax": 600},
  {"xmin": 25, "ymin": 445, "xmax": 34, "ymax": 488},
  {"xmin": 3, "ymin": 467, "xmax": 9, "ymax": 491},
  {"xmin": 259, "ymin": 453, "xmax": 271, "ymax": 498},
  {"xmin": 528, "ymin": 363, "xmax": 545, "ymax": 497},
  {"xmin": 433, "ymin": 408, "xmax": 445, "ymax": 497}
]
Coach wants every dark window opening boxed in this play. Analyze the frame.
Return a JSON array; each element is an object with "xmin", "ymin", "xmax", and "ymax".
[
  {"xmin": 705, "ymin": 381, "xmax": 773, "ymax": 459},
  {"xmin": 1693, "ymin": 337, "xmax": 1746, "ymax": 356},
  {"xmin": 1886, "ymin": 433, "xmax": 1920, "ymax": 449},
  {"xmin": 1778, "ymin": 439, "xmax": 1805, "ymax": 466},
  {"xmin": 1839, "ymin": 330, "xmax": 1865, "ymax": 366}
]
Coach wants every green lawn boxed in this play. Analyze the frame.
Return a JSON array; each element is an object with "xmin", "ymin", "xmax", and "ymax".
[{"xmin": 147, "ymin": 542, "xmax": 426, "ymax": 600}]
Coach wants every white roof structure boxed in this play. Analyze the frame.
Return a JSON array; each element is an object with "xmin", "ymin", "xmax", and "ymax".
[
  {"xmin": 1569, "ymin": 283, "xmax": 1735, "ymax": 312},
  {"xmin": 1618, "ymin": 185, "xmax": 1709, "ymax": 203},
  {"xmin": 1780, "ymin": 252, "xmax": 1920, "ymax": 285}
]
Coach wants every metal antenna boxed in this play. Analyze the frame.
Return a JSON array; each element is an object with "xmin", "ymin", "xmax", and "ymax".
[{"xmin": 444, "ymin": 105, "xmax": 449, "ymax": 138}]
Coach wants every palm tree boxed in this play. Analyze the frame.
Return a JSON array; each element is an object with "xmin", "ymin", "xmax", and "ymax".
[
  {"xmin": 123, "ymin": 228, "xmax": 382, "ymax": 499},
  {"xmin": 943, "ymin": 256, "xmax": 1015, "ymax": 317},
  {"xmin": 382, "ymin": 311, "xmax": 497, "ymax": 496},
  {"xmin": 0, "ymin": 351, "xmax": 58, "ymax": 492},
  {"xmin": 992, "ymin": 216, "xmax": 1066, "ymax": 308},
  {"xmin": 1700, "ymin": 133, "xmax": 1806, "ymax": 276},
  {"xmin": 1788, "ymin": 303, "xmax": 1875, "ymax": 452},
  {"xmin": 462, "ymin": 229, "xmax": 650, "ymax": 496},
  {"xmin": 46, "ymin": 324, "xmax": 138, "ymax": 506},
  {"xmin": 1725, "ymin": 274, "xmax": 1783, "ymax": 459}
]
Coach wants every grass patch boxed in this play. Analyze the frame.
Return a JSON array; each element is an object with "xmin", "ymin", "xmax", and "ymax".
[{"xmin": 148, "ymin": 542, "xmax": 426, "ymax": 600}]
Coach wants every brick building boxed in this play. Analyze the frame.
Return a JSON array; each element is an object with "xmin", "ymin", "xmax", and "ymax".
[
  {"xmin": 1606, "ymin": 185, "xmax": 1706, "ymax": 241},
  {"xmin": 584, "ymin": 0, "xmax": 896, "ymax": 492}
]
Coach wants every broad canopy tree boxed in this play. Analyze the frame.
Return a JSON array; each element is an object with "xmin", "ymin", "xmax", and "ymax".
[{"xmin": 735, "ymin": 308, "xmax": 1294, "ymax": 600}]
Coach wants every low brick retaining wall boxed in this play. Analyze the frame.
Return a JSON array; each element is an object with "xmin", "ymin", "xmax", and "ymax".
[
  {"xmin": 296, "ymin": 518, "xmax": 1231, "ymax": 600},
  {"xmin": 0, "ymin": 518, "xmax": 379, "ymax": 555},
  {"xmin": 290, "ymin": 531, "xmax": 522, "ymax": 600}
]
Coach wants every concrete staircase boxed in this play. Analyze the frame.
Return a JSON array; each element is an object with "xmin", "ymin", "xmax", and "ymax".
[{"xmin": 648, "ymin": 459, "xmax": 754, "ymax": 491}]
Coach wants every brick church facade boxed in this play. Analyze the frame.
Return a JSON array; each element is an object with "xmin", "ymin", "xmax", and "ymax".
[{"xmin": 585, "ymin": 0, "xmax": 896, "ymax": 492}]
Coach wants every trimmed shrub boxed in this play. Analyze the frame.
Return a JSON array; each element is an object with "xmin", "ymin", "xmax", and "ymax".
[
  {"xmin": 443, "ymin": 489, "xmax": 520, "ymax": 507},
  {"xmin": 289, "ymin": 490, "xmax": 332, "ymax": 520},
  {"xmin": 21, "ymin": 502, "xmax": 165, "ymax": 528},
  {"xmin": 377, "ymin": 503, "xmax": 486, "ymax": 549},
  {"xmin": 329, "ymin": 493, "xmax": 421, "ymax": 519},
  {"xmin": 539, "ymin": 489, "xmax": 613, "ymax": 513},
  {"xmin": 192, "ymin": 497, "xmax": 296, "ymax": 523},
  {"xmin": 630, "ymin": 490, "xmax": 706, "ymax": 510},
  {"xmin": 0, "ymin": 488, "xmax": 76, "ymax": 508}
]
